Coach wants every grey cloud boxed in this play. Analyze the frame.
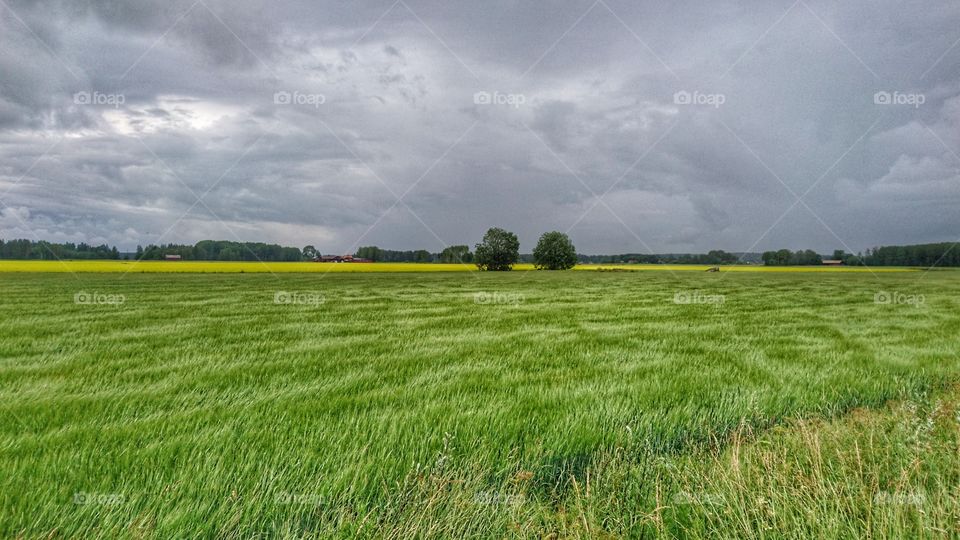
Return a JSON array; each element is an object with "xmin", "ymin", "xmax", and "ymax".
[{"xmin": 0, "ymin": 0, "xmax": 959, "ymax": 253}]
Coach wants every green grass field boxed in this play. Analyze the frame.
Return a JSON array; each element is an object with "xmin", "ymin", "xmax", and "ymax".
[{"xmin": 1, "ymin": 269, "xmax": 958, "ymax": 537}]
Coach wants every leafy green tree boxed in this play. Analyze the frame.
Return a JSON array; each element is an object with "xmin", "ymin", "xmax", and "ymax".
[
  {"xmin": 776, "ymin": 249, "xmax": 792, "ymax": 265},
  {"xmin": 440, "ymin": 245, "xmax": 473, "ymax": 263},
  {"xmin": 414, "ymin": 249, "xmax": 432, "ymax": 263},
  {"xmin": 474, "ymin": 228, "xmax": 520, "ymax": 271},
  {"xmin": 302, "ymin": 245, "xmax": 319, "ymax": 260},
  {"xmin": 532, "ymin": 231, "xmax": 577, "ymax": 270},
  {"xmin": 281, "ymin": 247, "xmax": 303, "ymax": 261},
  {"xmin": 356, "ymin": 246, "xmax": 383, "ymax": 261},
  {"xmin": 762, "ymin": 248, "xmax": 824, "ymax": 266}
]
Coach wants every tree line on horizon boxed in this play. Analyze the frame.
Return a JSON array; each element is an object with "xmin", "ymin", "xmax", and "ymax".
[
  {"xmin": 135, "ymin": 240, "xmax": 302, "ymax": 262},
  {"xmin": 577, "ymin": 250, "xmax": 749, "ymax": 265},
  {"xmin": 762, "ymin": 244, "xmax": 960, "ymax": 267},
  {"xmin": 0, "ymin": 239, "xmax": 119, "ymax": 260},
  {"xmin": 761, "ymin": 249, "xmax": 825, "ymax": 266},
  {"xmin": 859, "ymin": 243, "xmax": 960, "ymax": 267},
  {"xmin": 1, "ymin": 237, "xmax": 958, "ymax": 268}
]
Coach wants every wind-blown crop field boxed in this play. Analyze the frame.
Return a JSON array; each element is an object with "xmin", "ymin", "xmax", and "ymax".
[{"xmin": 1, "ymin": 269, "xmax": 958, "ymax": 538}]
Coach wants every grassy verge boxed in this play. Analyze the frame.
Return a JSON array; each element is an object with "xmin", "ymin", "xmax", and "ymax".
[{"xmin": 347, "ymin": 384, "xmax": 960, "ymax": 538}]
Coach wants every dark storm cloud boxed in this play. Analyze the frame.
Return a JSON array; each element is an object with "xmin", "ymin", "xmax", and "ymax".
[{"xmin": 0, "ymin": 0, "xmax": 958, "ymax": 254}]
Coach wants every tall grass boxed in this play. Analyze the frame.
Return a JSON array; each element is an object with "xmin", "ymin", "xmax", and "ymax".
[{"xmin": 0, "ymin": 271, "xmax": 956, "ymax": 537}]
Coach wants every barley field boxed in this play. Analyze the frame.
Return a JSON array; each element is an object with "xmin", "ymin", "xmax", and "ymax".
[{"xmin": 1, "ymin": 268, "xmax": 957, "ymax": 538}]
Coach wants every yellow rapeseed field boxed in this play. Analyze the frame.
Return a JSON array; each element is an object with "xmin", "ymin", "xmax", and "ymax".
[{"xmin": 0, "ymin": 260, "xmax": 915, "ymax": 273}]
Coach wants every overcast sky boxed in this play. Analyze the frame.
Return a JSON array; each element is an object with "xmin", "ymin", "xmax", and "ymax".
[{"xmin": 1, "ymin": 0, "xmax": 958, "ymax": 254}]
